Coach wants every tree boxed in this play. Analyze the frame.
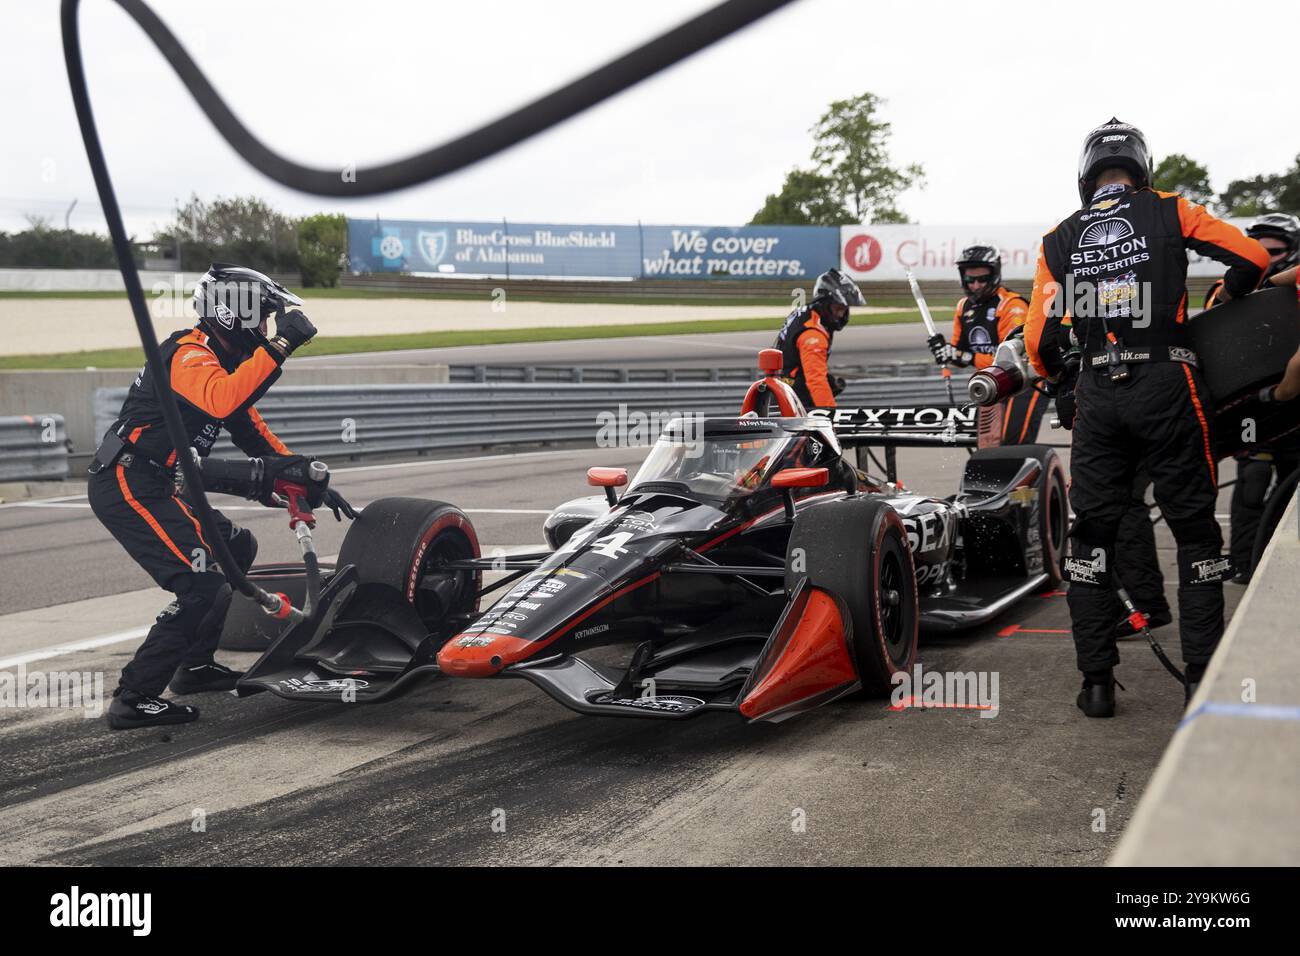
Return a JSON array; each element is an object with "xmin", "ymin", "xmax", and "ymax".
[
  {"xmin": 1152, "ymin": 153, "xmax": 1214, "ymax": 207},
  {"xmin": 0, "ymin": 219, "xmax": 118, "ymax": 268},
  {"xmin": 155, "ymin": 194, "xmax": 300, "ymax": 274},
  {"xmin": 297, "ymin": 213, "xmax": 348, "ymax": 287},
  {"xmin": 1219, "ymin": 154, "xmax": 1300, "ymax": 216},
  {"xmin": 750, "ymin": 92, "xmax": 923, "ymax": 226},
  {"xmin": 750, "ymin": 169, "xmax": 851, "ymax": 226}
]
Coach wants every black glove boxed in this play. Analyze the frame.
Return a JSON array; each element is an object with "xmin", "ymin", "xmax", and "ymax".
[
  {"xmin": 254, "ymin": 454, "xmax": 313, "ymax": 506},
  {"xmin": 1055, "ymin": 390, "xmax": 1077, "ymax": 430},
  {"xmin": 927, "ymin": 333, "xmax": 947, "ymax": 365},
  {"xmin": 322, "ymin": 488, "xmax": 358, "ymax": 521},
  {"xmin": 270, "ymin": 309, "xmax": 317, "ymax": 358},
  {"xmin": 829, "ymin": 374, "xmax": 847, "ymax": 396}
]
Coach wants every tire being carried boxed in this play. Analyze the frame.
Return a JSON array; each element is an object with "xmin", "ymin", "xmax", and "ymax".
[{"xmin": 786, "ymin": 496, "xmax": 918, "ymax": 695}]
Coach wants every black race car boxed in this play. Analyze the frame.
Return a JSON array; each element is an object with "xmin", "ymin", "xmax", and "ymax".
[{"xmin": 226, "ymin": 360, "xmax": 1066, "ymax": 722}]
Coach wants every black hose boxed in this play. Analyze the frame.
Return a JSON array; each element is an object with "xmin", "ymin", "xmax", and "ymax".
[
  {"xmin": 70, "ymin": 0, "xmax": 793, "ymax": 197},
  {"xmin": 61, "ymin": 0, "xmax": 793, "ymax": 607}
]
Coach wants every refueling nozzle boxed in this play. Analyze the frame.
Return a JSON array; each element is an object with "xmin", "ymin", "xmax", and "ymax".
[{"xmin": 967, "ymin": 334, "xmax": 1038, "ymax": 407}]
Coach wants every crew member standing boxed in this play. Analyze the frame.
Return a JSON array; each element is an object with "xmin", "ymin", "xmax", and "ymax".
[
  {"xmin": 776, "ymin": 268, "xmax": 865, "ymax": 409},
  {"xmin": 926, "ymin": 245, "xmax": 1046, "ymax": 445},
  {"xmin": 1024, "ymin": 118, "xmax": 1269, "ymax": 717},
  {"xmin": 1203, "ymin": 214, "xmax": 1300, "ymax": 581}
]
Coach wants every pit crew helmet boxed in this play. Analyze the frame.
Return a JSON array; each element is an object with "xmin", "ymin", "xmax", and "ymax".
[
  {"xmin": 1077, "ymin": 117, "xmax": 1152, "ymax": 205},
  {"xmin": 1246, "ymin": 213, "xmax": 1300, "ymax": 276},
  {"xmin": 812, "ymin": 268, "xmax": 866, "ymax": 330},
  {"xmin": 192, "ymin": 263, "xmax": 302, "ymax": 353},
  {"xmin": 956, "ymin": 245, "xmax": 1002, "ymax": 297}
]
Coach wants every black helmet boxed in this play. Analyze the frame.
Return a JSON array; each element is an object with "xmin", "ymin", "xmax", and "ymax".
[
  {"xmin": 1246, "ymin": 213, "xmax": 1300, "ymax": 275},
  {"xmin": 1077, "ymin": 117, "xmax": 1152, "ymax": 204},
  {"xmin": 956, "ymin": 244, "xmax": 1002, "ymax": 296},
  {"xmin": 191, "ymin": 263, "xmax": 302, "ymax": 352},
  {"xmin": 812, "ymin": 268, "xmax": 866, "ymax": 330}
]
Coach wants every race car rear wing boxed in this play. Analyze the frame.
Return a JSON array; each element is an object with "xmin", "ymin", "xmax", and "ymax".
[{"xmin": 809, "ymin": 405, "xmax": 978, "ymax": 449}]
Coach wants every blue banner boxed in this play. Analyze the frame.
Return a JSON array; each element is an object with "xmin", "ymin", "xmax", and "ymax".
[
  {"xmin": 347, "ymin": 219, "xmax": 838, "ymax": 280},
  {"xmin": 638, "ymin": 225, "xmax": 837, "ymax": 280}
]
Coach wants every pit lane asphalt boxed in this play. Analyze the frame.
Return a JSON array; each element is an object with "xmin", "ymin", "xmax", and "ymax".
[{"xmin": 0, "ymin": 444, "xmax": 1243, "ymax": 866}]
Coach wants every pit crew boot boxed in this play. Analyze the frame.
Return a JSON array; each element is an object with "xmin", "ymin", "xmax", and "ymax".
[
  {"xmin": 169, "ymin": 661, "xmax": 243, "ymax": 695},
  {"xmin": 107, "ymin": 690, "xmax": 199, "ymax": 730},
  {"xmin": 1076, "ymin": 670, "xmax": 1123, "ymax": 718}
]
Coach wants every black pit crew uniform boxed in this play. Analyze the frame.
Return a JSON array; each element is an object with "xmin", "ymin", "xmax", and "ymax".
[
  {"xmin": 1025, "ymin": 185, "xmax": 1269, "ymax": 683},
  {"xmin": 88, "ymin": 328, "xmax": 290, "ymax": 700}
]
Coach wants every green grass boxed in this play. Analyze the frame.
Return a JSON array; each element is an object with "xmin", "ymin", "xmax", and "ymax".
[
  {"xmin": 0, "ymin": 310, "xmax": 922, "ymax": 370},
  {"xmin": 0, "ymin": 288, "xmax": 920, "ymax": 310}
]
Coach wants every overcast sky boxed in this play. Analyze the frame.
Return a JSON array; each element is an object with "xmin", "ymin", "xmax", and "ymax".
[{"xmin": 3, "ymin": 0, "xmax": 1297, "ymax": 238}]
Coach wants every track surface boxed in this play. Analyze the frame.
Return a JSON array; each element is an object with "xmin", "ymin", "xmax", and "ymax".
[
  {"xmin": 294, "ymin": 322, "xmax": 933, "ymax": 370},
  {"xmin": 0, "ymin": 444, "xmax": 1243, "ymax": 865}
]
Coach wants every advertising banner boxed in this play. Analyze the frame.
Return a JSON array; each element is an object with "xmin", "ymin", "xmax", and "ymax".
[
  {"xmin": 839, "ymin": 218, "xmax": 1255, "ymax": 282},
  {"xmin": 637, "ymin": 225, "xmax": 839, "ymax": 280},
  {"xmin": 348, "ymin": 219, "xmax": 840, "ymax": 280},
  {"xmin": 348, "ymin": 219, "xmax": 640, "ymax": 278}
]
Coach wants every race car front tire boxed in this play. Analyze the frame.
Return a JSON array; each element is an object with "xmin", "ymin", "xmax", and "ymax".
[
  {"xmin": 786, "ymin": 496, "xmax": 919, "ymax": 695},
  {"xmin": 337, "ymin": 497, "xmax": 481, "ymax": 629}
]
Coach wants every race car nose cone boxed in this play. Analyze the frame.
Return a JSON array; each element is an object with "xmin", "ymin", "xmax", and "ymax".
[{"xmin": 437, "ymin": 634, "xmax": 535, "ymax": 676}]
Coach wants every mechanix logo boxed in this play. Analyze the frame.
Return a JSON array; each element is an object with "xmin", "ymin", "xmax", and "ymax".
[
  {"xmin": 1191, "ymin": 557, "xmax": 1232, "ymax": 582},
  {"xmin": 1063, "ymin": 556, "xmax": 1104, "ymax": 585},
  {"xmin": 1168, "ymin": 346, "xmax": 1199, "ymax": 365},
  {"xmin": 1079, "ymin": 218, "xmax": 1136, "ymax": 247}
]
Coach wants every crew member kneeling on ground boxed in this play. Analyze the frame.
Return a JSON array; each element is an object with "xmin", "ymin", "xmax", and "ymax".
[
  {"xmin": 927, "ymin": 245, "xmax": 1046, "ymax": 445},
  {"xmin": 89, "ymin": 264, "xmax": 344, "ymax": 730},
  {"xmin": 1024, "ymin": 118, "xmax": 1269, "ymax": 718},
  {"xmin": 1204, "ymin": 214, "xmax": 1300, "ymax": 582},
  {"xmin": 776, "ymin": 268, "xmax": 865, "ymax": 409}
]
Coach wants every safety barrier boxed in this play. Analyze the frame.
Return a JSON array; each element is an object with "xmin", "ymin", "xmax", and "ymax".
[
  {"xmin": 447, "ymin": 360, "xmax": 937, "ymax": 384},
  {"xmin": 94, "ymin": 376, "xmax": 952, "ymax": 461},
  {"xmin": 0, "ymin": 415, "xmax": 71, "ymax": 481}
]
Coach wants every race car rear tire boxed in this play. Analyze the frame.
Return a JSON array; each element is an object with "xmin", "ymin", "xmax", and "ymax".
[
  {"xmin": 967, "ymin": 444, "xmax": 1068, "ymax": 584},
  {"xmin": 786, "ymin": 497, "xmax": 918, "ymax": 696},
  {"xmin": 337, "ymin": 498, "xmax": 481, "ymax": 628}
]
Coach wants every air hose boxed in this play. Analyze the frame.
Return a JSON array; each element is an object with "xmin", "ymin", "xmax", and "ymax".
[{"xmin": 61, "ymin": 0, "xmax": 792, "ymax": 618}]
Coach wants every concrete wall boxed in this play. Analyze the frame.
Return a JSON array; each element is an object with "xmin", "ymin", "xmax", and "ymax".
[
  {"xmin": 1111, "ymin": 492, "xmax": 1300, "ymax": 865},
  {"xmin": 0, "ymin": 364, "xmax": 449, "ymax": 468},
  {"xmin": 0, "ymin": 269, "xmax": 204, "ymax": 292}
]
